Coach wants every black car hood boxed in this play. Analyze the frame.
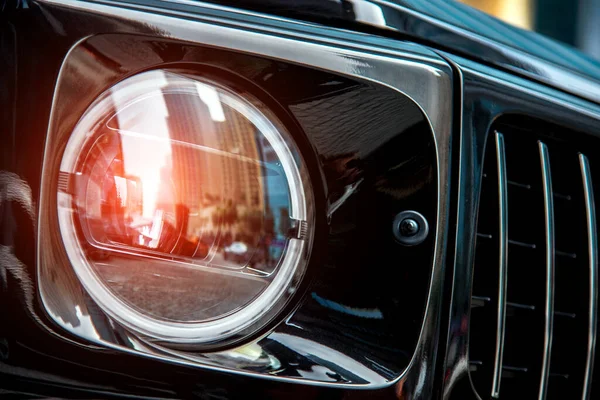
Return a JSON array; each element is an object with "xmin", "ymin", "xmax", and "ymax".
[{"xmin": 197, "ymin": 0, "xmax": 600, "ymax": 105}]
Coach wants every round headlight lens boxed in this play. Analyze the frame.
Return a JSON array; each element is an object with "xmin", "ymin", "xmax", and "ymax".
[{"xmin": 57, "ymin": 70, "xmax": 312, "ymax": 346}]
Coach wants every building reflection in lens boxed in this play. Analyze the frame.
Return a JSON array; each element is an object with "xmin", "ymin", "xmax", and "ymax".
[{"xmin": 74, "ymin": 71, "xmax": 298, "ymax": 322}]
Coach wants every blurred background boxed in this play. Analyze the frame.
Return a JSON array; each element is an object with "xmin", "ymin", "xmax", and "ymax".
[{"xmin": 459, "ymin": 0, "xmax": 600, "ymax": 61}]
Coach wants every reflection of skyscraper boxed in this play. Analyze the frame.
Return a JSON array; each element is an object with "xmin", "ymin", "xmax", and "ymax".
[
  {"xmin": 98, "ymin": 135, "xmax": 124, "ymax": 231},
  {"xmin": 217, "ymin": 106, "xmax": 264, "ymax": 209},
  {"xmin": 256, "ymin": 135, "xmax": 290, "ymax": 239},
  {"xmin": 163, "ymin": 90, "xmax": 213, "ymax": 211},
  {"xmin": 124, "ymin": 176, "xmax": 143, "ymax": 214},
  {"xmin": 158, "ymin": 85, "xmax": 267, "ymax": 243},
  {"xmin": 164, "ymin": 86, "xmax": 222, "ymax": 216}
]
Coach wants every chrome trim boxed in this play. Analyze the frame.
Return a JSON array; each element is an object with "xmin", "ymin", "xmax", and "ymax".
[
  {"xmin": 36, "ymin": 0, "xmax": 453, "ymax": 394},
  {"xmin": 491, "ymin": 131, "xmax": 508, "ymax": 398},
  {"xmin": 579, "ymin": 154, "xmax": 597, "ymax": 400},
  {"xmin": 538, "ymin": 141, "xmax": 555, "ymax": 400},
  {"xmin": 445, "ymin": 54, "xmax": 600, "ymax": 122},
  {"xmin": 441, "ymin": 56, "xmax": 472, "ymax": 400}
]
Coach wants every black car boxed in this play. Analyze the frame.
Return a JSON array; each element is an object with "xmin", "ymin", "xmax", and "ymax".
[{"xmin": 2, "ymin": 1, "xmax": 600, "ymax": 399}]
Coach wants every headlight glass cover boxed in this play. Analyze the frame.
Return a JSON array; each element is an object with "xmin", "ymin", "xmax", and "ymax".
[{"xmin": 57, "ymin": 70, "xmax": 312, "ymax": 346}]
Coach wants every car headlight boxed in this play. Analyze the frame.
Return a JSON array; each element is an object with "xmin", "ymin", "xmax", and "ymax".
[{"xmin": 56, "ymin": 69, "xmax": 313, "ymax": 347}]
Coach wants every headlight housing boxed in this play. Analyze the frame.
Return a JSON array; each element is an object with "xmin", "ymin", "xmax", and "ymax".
[{"xmin": 56, "ymin": 69, "xmax": 313, "ymax": 347}]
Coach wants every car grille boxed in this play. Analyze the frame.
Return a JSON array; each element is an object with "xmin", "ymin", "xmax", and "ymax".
[{"xmin": 469, "ymin": 117, "xmax": 598, "ymax": 399}]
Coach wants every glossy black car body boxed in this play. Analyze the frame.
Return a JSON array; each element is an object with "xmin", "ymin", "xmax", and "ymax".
[{"xmin": 2, "ymin": 0, "xmax": 600, "ymax": 399}]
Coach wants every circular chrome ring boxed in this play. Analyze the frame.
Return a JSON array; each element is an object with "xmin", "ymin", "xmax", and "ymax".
[{"xmin": 57, "ymin": 70, "xmax": 312, "ymax": 346}]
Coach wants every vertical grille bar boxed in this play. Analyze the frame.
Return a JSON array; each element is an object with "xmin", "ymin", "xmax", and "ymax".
[
  {"xmin": 491, "ymin": 132, "xmax": 508, "ymax": 398},
  {"xmin": 538, "ymin": 141, "xmax": 555, "ymax": 400},
  {"xmin": 579, "ymin": 153, "xmax": 597, "ymax": 400}
]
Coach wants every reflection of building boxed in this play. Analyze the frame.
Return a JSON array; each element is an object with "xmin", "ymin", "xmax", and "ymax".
[
  {"xmin": 98, "ymin": 136, "xmax": 125, "ymax": 232},
  {"xmin": 123, "ymin": 176, "xmax": 143, "ymax": 214},
  {"xmin": 156, "ymin": 84, "xmax": 269, "ymax": 244},
  {"xmin": 217, "ymin": 106, "xmax": 264, "ymax": 209},
  {"xmin": 163, "ymin": 90, "xmax": 218, "ymax": 212},
  {"xmin": 256, "ymin": 135, "xmax": 290, "ymax": 239}
]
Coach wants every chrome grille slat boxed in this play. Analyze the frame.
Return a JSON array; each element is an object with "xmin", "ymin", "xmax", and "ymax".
[
  {"xmin": 579, "ymin": 153, "xmax": 597, "ymax": 400},
  {"xmin": 491, "ymin": 132, "xmax": 508, "ymax": 399},
  {"xmin": 537, "ymin": 141, "xmax": 555, "ymax": 400}
]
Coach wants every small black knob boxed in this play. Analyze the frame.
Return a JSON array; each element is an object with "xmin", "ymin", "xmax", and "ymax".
[
  {"xmin": 393, "ymin": 211, "xmax": 429, "ymax": 246},
  {"xmin": 400, "ymin": 218, "xmax": 419, "ymax": 237}
]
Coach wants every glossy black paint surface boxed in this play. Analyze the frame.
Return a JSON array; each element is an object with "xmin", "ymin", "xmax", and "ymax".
[{"xmin": 1, "ymin": 2, "xmax": 439, "ymax": 397}]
